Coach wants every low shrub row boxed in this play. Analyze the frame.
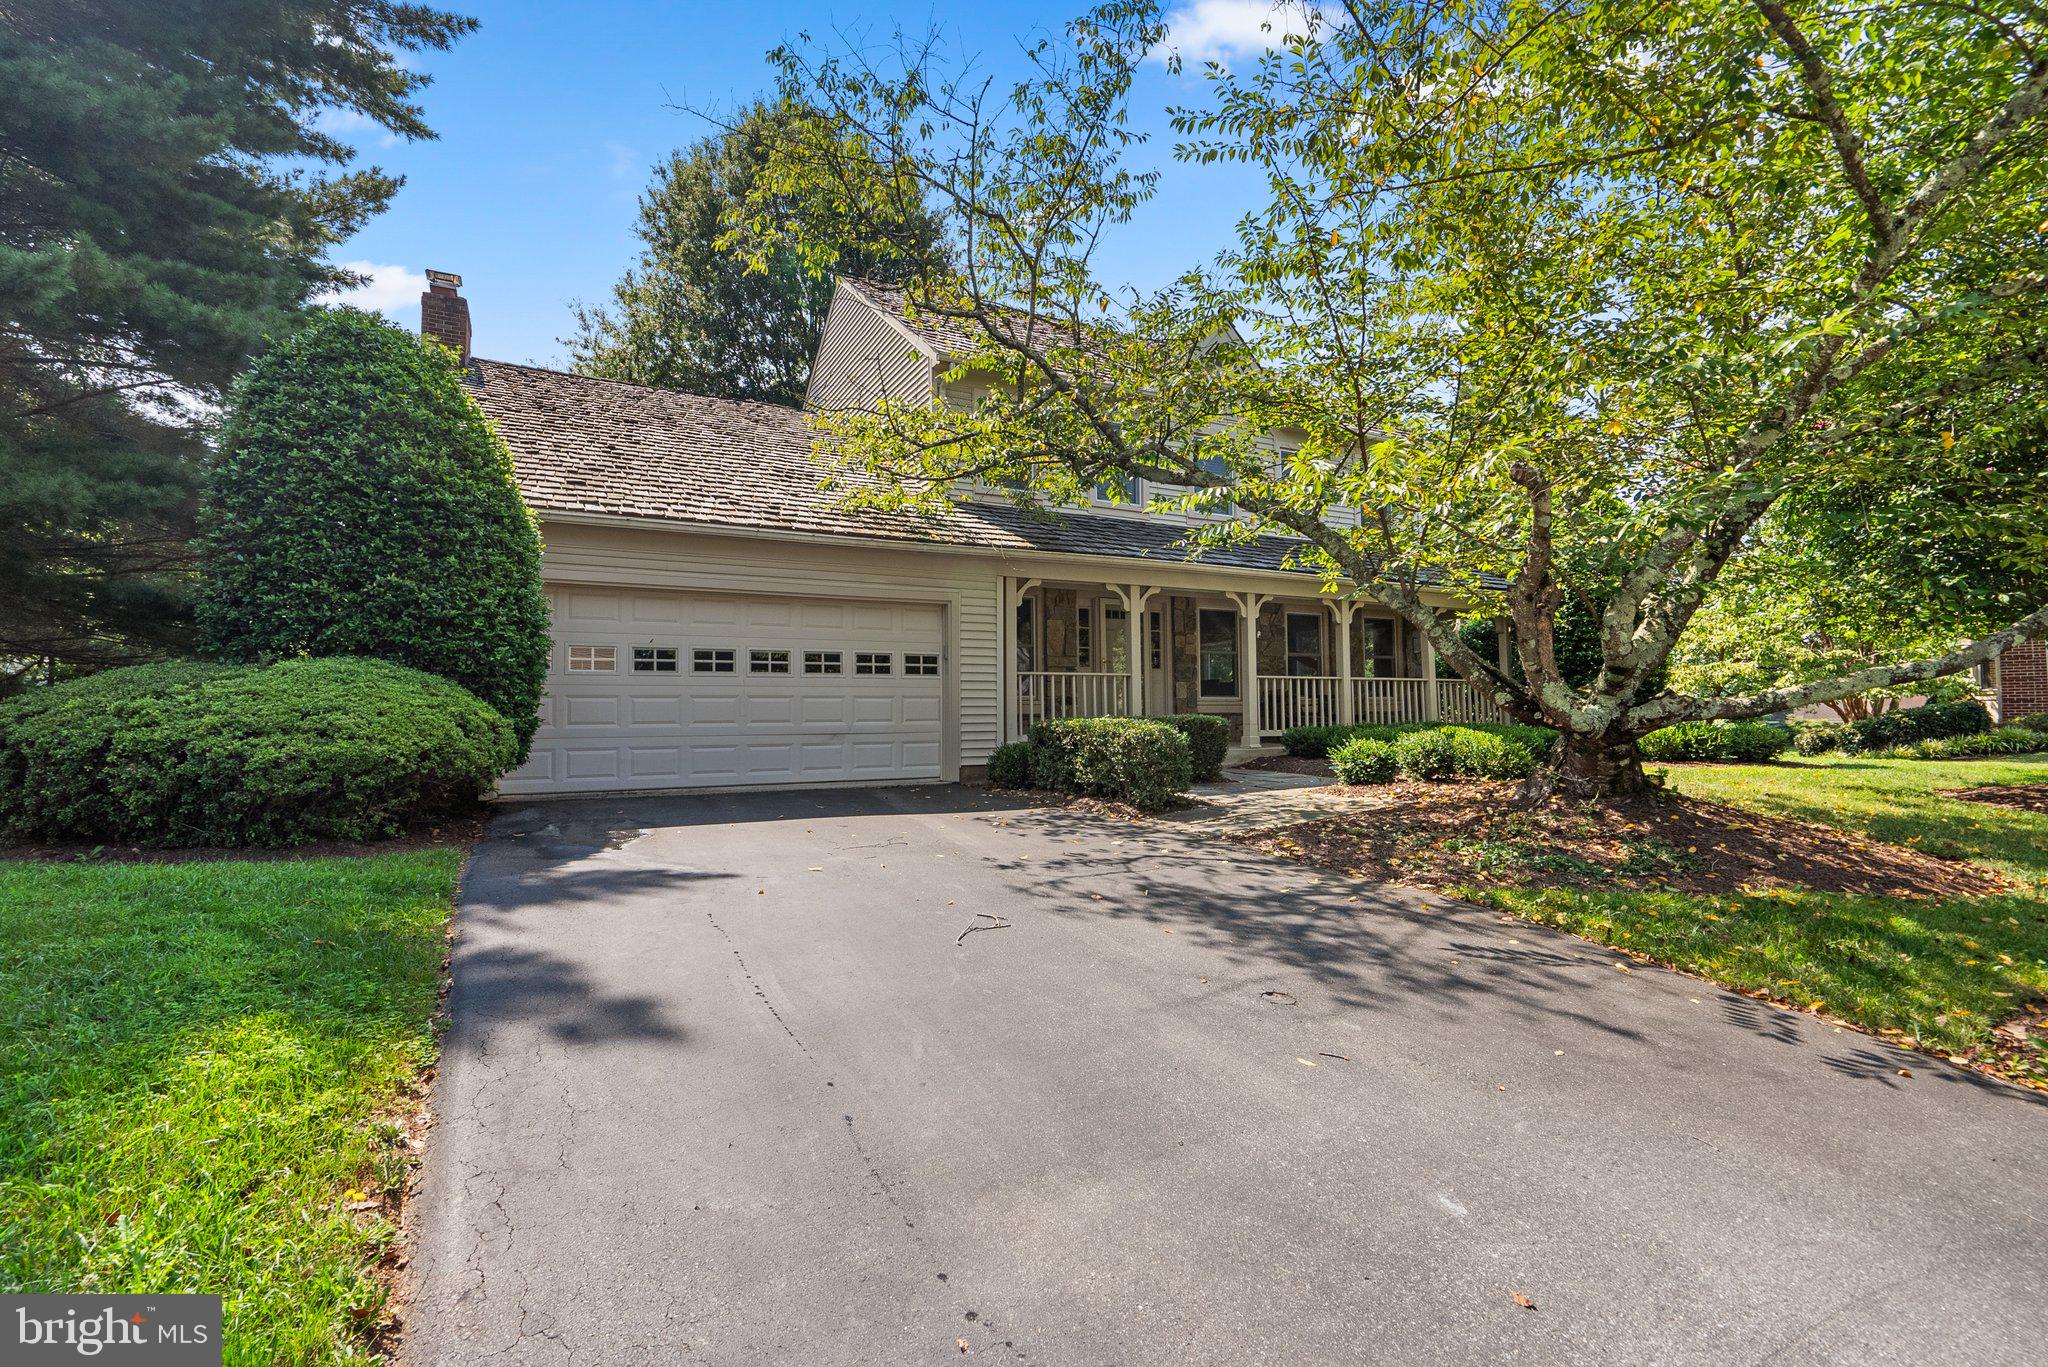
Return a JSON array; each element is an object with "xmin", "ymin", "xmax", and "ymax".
[
  {"xmin": 1330, "ymin": 725, "xmax": 1544, "ymax": 784},
  {"xmin": 1791, "ymin": 700, "xmax": 1993, "ymax": 755},
  {"xmin": 0, "ymin": 658, "xmax": 515, "ymax": 847},
  {"xmin": 1873, "ymin": 725, "xmax": 2048, "ymax": 761},
  {"xmin": 987, "ymin": 716, "xmax": 1195, "ymax": 810},
  {"xmin": 1281, "ymin": 720, "xmax": 1558, "ymax": 760},
  {"xmin": 1637, "ymin": 720, "xmax": 1793, "ymax": 764}
]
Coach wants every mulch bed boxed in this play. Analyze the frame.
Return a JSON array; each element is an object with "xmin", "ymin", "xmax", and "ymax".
[
  {"xmin": 1235, "ymin": 754, "xmax": 1335, "ymax": 777},
  {"xmin": 1941, "ymin": 783, "xmax": 2048, "ymax": 814},
  {"xmin": 0, "ymin": 812, "xmax": 489, "ymax": 864},
  {"xmin": 1226, "ymin": 783, "xmax": 2009, "ymax": 898}
]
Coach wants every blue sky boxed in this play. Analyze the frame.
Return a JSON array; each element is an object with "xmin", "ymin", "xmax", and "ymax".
[{"xmin": 329, "ymin": 0, "xmax": 1300, "ymax": 367}]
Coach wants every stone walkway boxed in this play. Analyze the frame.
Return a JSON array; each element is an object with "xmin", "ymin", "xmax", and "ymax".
[{"xmin": 1167, "ymin": 765, "xmax": 1389, "ymax": 833}]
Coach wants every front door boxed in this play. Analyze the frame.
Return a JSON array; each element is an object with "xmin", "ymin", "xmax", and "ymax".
[{"xmin": 1144, "ymin": 608, "xmax": 1170, "ymax": 714}]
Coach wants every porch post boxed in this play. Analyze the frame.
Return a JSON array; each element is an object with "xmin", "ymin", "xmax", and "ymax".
[
  {"xmin": 1006, "ymin": 576, "xmax": 1042, "ymax": 740},
  {"xmin": 1496, "ymin": 617, "xmax": 1511, "ymax": 675},
  {"xmin": 1423, "ymin": 627, "xmax": 1440, "ymax": 721},
  {"xmin": 1333, "ymin": 599, "xmax": 1357, "ymax": 725},
  {"xmin": 1106, "ymin": 583, "xmax": 1158, "ymax": 717},
  {"xmin": 999, "ymin": 575, "xmax": 1017, "ymax": 741},
  {"xmin": 1227, "ymin": 590, "xmax": 1269, "ymax": 743}
]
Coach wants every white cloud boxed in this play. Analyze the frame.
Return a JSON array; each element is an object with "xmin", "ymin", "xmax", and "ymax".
[
  {"xmin": 1154, "ymin": 0, "xmax": 1322, "ymax": 68},
  {"xmin": 311, "ymin": 106, "xmax": 400, "ymax": 149},
  {"xmin": 603, "ymin": 141, "xmax": 642, "ymax": 182},
  {"xmin": 325, "ymin": 261, "xmax": 428, "ymax": 322}
]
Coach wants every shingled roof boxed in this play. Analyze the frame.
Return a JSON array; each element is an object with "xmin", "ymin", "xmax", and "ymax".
[{"xmin": 466, "ymin": 358, "xmax": 1361, "ymax": 578}]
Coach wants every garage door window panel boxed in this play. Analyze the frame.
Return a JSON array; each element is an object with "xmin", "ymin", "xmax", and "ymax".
[
  {"xmin": 693, "ymin": 648, "xmax": 735, "ymax": 673},
  {"xmin": 750, "ymin": 649, "xmax": 791, "ymax": 674},
  {"xmin": 568, "ymin": 645, "xmax": 616, "ymax": 672},
  {"xmin": 632, "ymin": 646, "xmax": 678, "ymax": 673},
  {"xmin": 856, "ymin": 652, "xmax": 892, "ymax": 675}
]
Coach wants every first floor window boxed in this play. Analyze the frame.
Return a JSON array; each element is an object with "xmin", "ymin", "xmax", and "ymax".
[
  {"xmin": 904, "ymin": 653, "xmax": 940, "ymax": 676},
  {"xmin": 855, "ymin": 652, "xmax": 892, "ymax": 675},
  {"xmin": 1199, "ymin": 608, "xmax": 1238, "ymax": 698},
  {"xmin": 1285, "ymin": 613, "xmax": 1324, "ymax": 677},
  {"xmin": 1149, "ymin": 611, "xmax": 1163, "ymax": 669},
  {"xmin": 1359, "ymin": 620, "xmax": 1397, "ymax": 678},
  {"xmin": 805, "ymin": 651, "xmax": 843, "ymax": 675},
  {"xmin": 568, "ymin": 645, "xmax": 615, "ymax": 672},
  {"xmin": 632, "ymin": 646, "xmax": 678, "ymax": 673},
  {"xmin": 750, "ymin": 649, "xmax": 791, "ymax": 674},
  {"xmin": 693, "ymin": 648, "xmax": 735, "ymax": 673}
]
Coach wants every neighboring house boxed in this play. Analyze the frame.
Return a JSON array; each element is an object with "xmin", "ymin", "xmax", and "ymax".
[
  {"xmin": 1985, "ymin": 640, "xmax": 2048, "ymax": 722},
  {"xmin": 422, "ymin": 271, "xmax": 1502, "ymax": 797}
]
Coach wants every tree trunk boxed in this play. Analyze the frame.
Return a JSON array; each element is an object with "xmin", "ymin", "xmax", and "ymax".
[{"xmin": 1514, "ymin": 729, "xmax": 1653, "ymax": 804}]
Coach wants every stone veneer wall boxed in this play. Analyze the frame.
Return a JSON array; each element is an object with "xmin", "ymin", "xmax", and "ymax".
[{"xmin": 1170, "ymin": 595, "xmax": 1200, "ymax": 714}]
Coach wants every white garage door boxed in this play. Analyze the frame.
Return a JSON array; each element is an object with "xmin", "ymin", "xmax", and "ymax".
[{"xmin": 502, "ymin": 586, "xmax": 945, "ymax": 795}]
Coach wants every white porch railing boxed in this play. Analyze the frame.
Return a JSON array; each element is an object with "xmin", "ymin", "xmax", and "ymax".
[
  {"xmin": 1437, "ymin": 679, "xmax": 1510, "ymax": 724},
  {"xmin": 1259, "ymin": 675, "xmax": 1343, "ymax": 732},
  {"xmin": 1017, "ymin": 671, "xmax": 1129, "ymax": 732},
  {"xmin": 1351, "ymin": 677, "xmax": 1433, "ymax": 725}
]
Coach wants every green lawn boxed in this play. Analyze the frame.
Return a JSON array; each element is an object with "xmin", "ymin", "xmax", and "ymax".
[
  {"xmin": 1469, "ymin": 754, "xmax": 2048, "ymax": 1084},
  {"xmin": 0, "ymin": 850, "xmax": 461, "ymax": 1364}
]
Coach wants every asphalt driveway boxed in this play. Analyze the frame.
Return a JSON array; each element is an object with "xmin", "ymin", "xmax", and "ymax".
[{"xmin": 401, "ymin": 785, "xmax": 2048, "ymax": 1365}]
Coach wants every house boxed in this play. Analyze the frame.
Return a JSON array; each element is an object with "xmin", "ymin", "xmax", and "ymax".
[
  {"xmin": 1985, "ymin": 640, "xmax": 2048, "ymax": 722},
  {"xmin": 421, "ymin": 271, "xmax": 1503, "ymax": 796}
]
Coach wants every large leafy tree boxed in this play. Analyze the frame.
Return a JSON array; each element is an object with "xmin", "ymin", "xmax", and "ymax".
[
  {"xmin": 0, "ymin": 0, "xmax": 474, "ymax": 673},
  {"xmin": 565, "ymin": 99, "xmax": 945, "ymax": 406},
  {"xmin": 761, "ymin": 0, "xmax": 2048, "ymax": 799}
]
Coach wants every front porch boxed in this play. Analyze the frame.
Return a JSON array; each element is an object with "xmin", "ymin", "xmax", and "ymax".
[{"xmin": 1000, "ymin": 575, "xmax": 1509, "ymax": 744}]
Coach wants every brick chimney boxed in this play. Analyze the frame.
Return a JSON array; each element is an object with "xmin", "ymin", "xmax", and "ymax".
[{"xmin": 420, "ymin": 269, "xmax": 471, "ymax": 359}]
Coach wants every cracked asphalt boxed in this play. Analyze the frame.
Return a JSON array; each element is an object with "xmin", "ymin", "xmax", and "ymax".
[{"xmin": 399, "ymin": 785, "xmax": 2048, "ymax": 1365}]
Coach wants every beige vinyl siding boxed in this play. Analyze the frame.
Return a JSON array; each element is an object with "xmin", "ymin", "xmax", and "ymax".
[
  {"xmin": 807, "ymin": 287, "xmax": 936, "ymax": 415},
  {"xmin": 534, "ymin": 519, "xmax": 1003, "ymax": 772}
]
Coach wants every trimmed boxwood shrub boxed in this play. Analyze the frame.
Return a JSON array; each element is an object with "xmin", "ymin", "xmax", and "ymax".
[
  {"xmin": 986, "ymin": 741, "xmax": 1032, "ymax": 788},
  {"xmin": 1393, "ymin": 728, "xmax": 1460, "ymax": 779},
  {"xmin": 1163, "ymin": 714, "xmax": 1229, "ymax": 782},
  {"xmin": 1447, "ymin": 727, "xmax": 1540, "ymax": 779},
  {"xmin": 196, "ymin": 309, "xmax": 551, "ymax": 759},
  {"xmin": 1844, "ymin": 699, "xmax": 1992, "ymax": 752},
  {"xmin": 1638, "ymin": 720, "xmax": 1792, "ymax": 763},
  {"xmin": 0, "ymin": 658, "xmax": 516, "ymax": 847},
  {"xmin": 1281, "ymin": 720, "xmax": 1558, "ymax": 760},
  {"xmin": 1026, "ymin": 717, "xmax": 1193, "ymax": 810},
  {"xmin": 1330, "ymin": 736, "xmax": 1398, "ymax": 784},
  {"xmin": 2015, "ymin": 712, "xmax": 2048, "ymax": 732},
  {"xmin": 1791, "ymin": 721, "xmax": 1847, "ymax": 755}
]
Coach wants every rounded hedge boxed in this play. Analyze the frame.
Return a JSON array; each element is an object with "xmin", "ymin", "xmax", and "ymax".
[
  {"xmin": 196, "ymin": 309, "xmax": 551, "ymax": 759},
  {"xmin": 986, "ymin": 741, "xmax": 1032, "ymax": 788},
  {"xmin": 1330, "ymin": 736, "xmax": 1399, "ymax": 784},
  {"xmin": 1026, "ymin": 717, "xmax": 1193, "ymax": 810},
  {"xmin": 1638, "ymin": 720, "xmax": 1791, "ymax": 763},
  {"xmin": 1163, "ymin": 713, "xmax": 1230, "ymax": 782},
  {"xmin": 1393, "ymin": 728, "xmax": 1460, "ymax": 779},
  {"xmin": 0, "ymin": 658, "xmax": 516, "ymax": 847}
]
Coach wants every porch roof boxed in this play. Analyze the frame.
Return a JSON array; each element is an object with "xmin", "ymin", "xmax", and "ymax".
[{"xmin": 468, "ymin": 357, "xmax": 1480, "ymax": 585}]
